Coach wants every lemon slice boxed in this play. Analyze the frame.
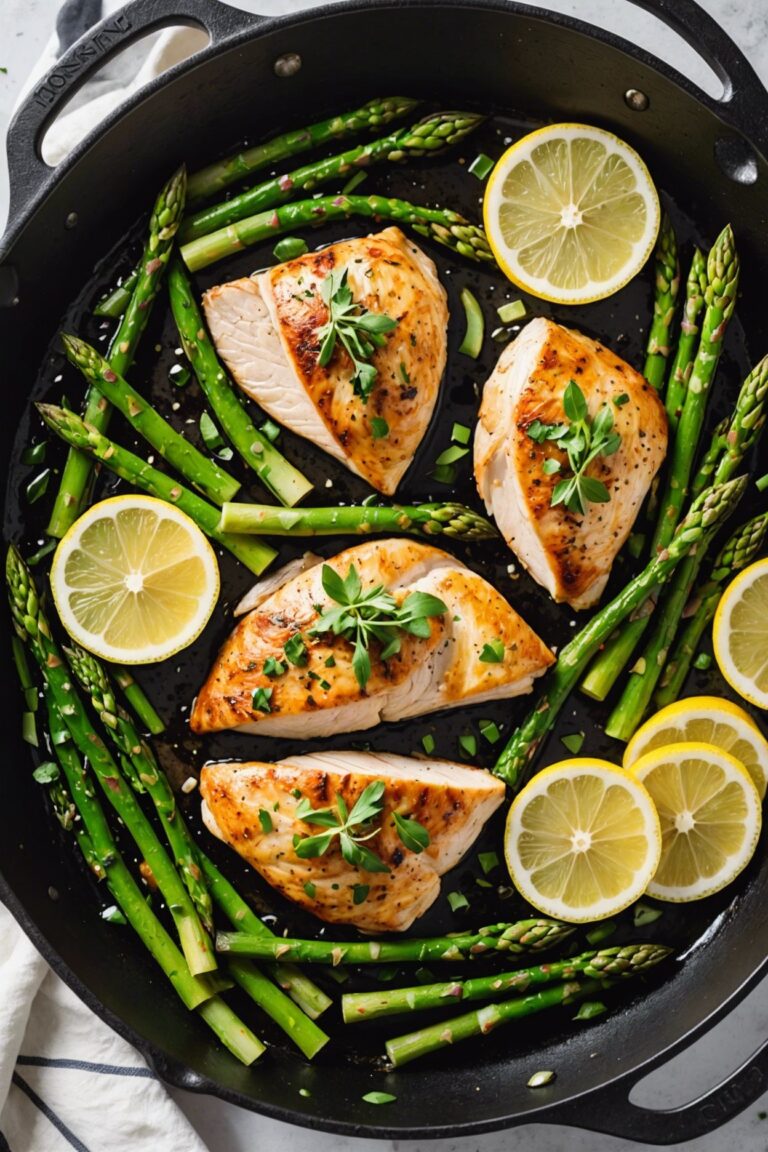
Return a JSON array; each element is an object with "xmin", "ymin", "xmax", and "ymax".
[
  {"xmin": 628, "ymin": 742, "xmax": 761, "ymax": 902},
  {"xmin": 505, "ymin": 759, "xmax": 661, "ymax": 922},
  {"xmin": 484, "ymin": 123, "xmax": 660, "ymax": 304},
  {"xmin": 713, "ymin": 558, "xmax": 768, "ymax": 710},
  {"xmin": 51, "ymin": 495, "xmax": 220, "ymax": 664},
  {"xmin": 624, "ymin": 696, "xmax": 768, "ymax": 800}
]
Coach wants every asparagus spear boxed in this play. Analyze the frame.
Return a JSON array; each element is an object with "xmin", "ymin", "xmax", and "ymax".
[
  {"xmin": 7, "ymin": 546, "xmax": 216, "ymax": 976},
  {"xmin": 48, "ymin": 167, "xmax": 187, "ymax": 537},
  {"xmin": 642, "ymin": 215, "xmax": 679, "ymax": 390},
  {"xmin": 180, "ymin": 193, "xmax": 493, "ymax": 272},
  {"xmin": 494, "ymin": 477, "xmax": 748, "ymax": 788},
  {"xmin": 112, "ymin": 665, "xmax": 165, "ymax": 735},
  {"xmin": 36, "ymin": 405, "xmax": 276, "ymax": 576},
  {"xmin": 606, "ymin": 357, "xmax": 767, "ymax": 740},
  {"xmin": 218, "ymin": 500, "xmax": 497, "ymax": 540},
  {"xmin": 61, "ymin": 334, "xmax": 240, "ymax": 506},
  {"xmin": 579, "ymin": 226, "xmax": 740, "ymax": 701},
  {"xmin": 167, "ymin": 259, "xmax": 312, "ymax": 506},
  {"xmin": 664, "ymin": 247, "xmax": 707, "ymax": 434},
  {"xmin": 180, "ymin": 111, "xmax": 484, "ymax": 242},
  {"xmin": 342, "ymin": 944, "xmax": 672, "ymax": 1022},
  {"xmin": 216, "ymin": 920, "xmax": 575, "ymax": 963},
  {"xmin": 655, "ymin": 511, "xmax": 768, "ymax": 708},
  {"xmin": 188, "ymin": 97, "xmax": 419, "ymax": 203}
]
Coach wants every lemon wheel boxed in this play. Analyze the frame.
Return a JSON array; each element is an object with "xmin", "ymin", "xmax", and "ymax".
[
  {"xmin": 713, "ymin": 558, "xmax": 768, "ymax": 710},
  {"xmin": 628, "ymin": 742, "xmax": 761, "ymax": 902},
  {"xmin": 484, "ymin": 123, "xmax": 660, "ymax": 304},
  {"xmin": 50, "ymin": 495, "xmax": 220, "ymax": 664},
  {"xmin": 504, "ymin": 759, "xmax": 661, "ymax": 922}
]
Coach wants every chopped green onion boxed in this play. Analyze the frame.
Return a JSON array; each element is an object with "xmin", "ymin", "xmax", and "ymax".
[
  {"xmin": 542, "ymin": 459, "xmax": 561, "ymax": 476},
  {"xmin": 756, "ymin": 473, "xmax": 768, "ymax": 493},
  {"xmin": 303, "ymin": 881, "xmax": 316, "ymax": 899},
  {"xmin": 468, "ymin": 153, "xmax": 494, "ymax": 181},
  {"xmin": 26, "ymin": 470, "xmax": 50, "ymax": 504},
  {"xmin": 634, "ymin": 902, "xmax": 663, "ymax": 927},
  {"xmin": 22, "ymin": 712, "xmax": 37, "ymax": 746},
  {"xmin": 263, "ymin": 656, "xmax": 286, "ymax": 678},
  {"xmin": 32, "ymin": 761, "xmax": 59, "ymax": 784},
  {"xmin": 475, "ymin": 877, "xmax": 493, "ymax": 889},
  {"xmin": 459, "ymin": 732, "xmax": 477, "ymax": 758},
  {"xmin": 451, "ymin": 422, "xmax": 471, "ymax": 445},
  {"xmin": 585, "ymin": 921, "xmax": 616, "ymax": 946},
  {"xmin": 284, "ymin": 633, "xmax": 308, "ymax": 666},
  {"xmin": 27, "ymin": 539, "xmax": 57, "ymax": 567},
  {"xmin": 22, "ymin": 442, "xmax": 46, "ymax": 466},
  {"xmin": 431, "ymin": 464, "xmax": 456, "ymax": 485},
  {"xmin": 497, "ymin": 299, "xmax": 526, "ymax": 324},
  {"xmin": 693, "ymin": 652, "xmax": 712, "ymax": 671},
  {"xmin": 273, "ymin": 236, "xmax": 309, "ymax": 262},
  {"xmin": 458, "ymin": 288, "xmax": 484, "ymax": 358},
  {"xmin": 258, "ymin": 808, "xmax": 273, "ymax": 833},
  {"xmin": 199, "ymin": 411, "xmax": 224, "ymax": 452},
  {"xmin": 560, "ymin": 731, "xmax": 585, "ymax": 755},
  {"xmin": 362, "ymin": 1092, "xmax": 396, "ymax": 1105},
  {"xmin": 479, "ymin": 719, "xmax": 501, "ymax": 745},
  {"xmin": 251, "ymin": 687, "xmax": 273, "ymax": 713},
  {"xmin": 628, "ymin": 533, "xmax": 646, "ymax": 559},
  {"xmin": 574, "ymin": 1001, "xmax": 606, "ymax": 1021},
  {"xmin": 341, "ymin": 170, "xmax": 368, "ymax": 196},
  {"xmin": 421, "ymin": 733, "xmax": 436, "ymax": 755},
  {"xmin": 169, "ymin": 363, "xmax": 191, "ymax": 387},
  {"xmin": 478, "ymin": 851, "xmax": 499, "ymax": 875},
  {"xmin": 370, "ymin": 417, "xmax": 389, "ymax": 440},
  {"xmin": 447, "ymin": 890, "xmax": 469, "ymax": 912},
  {"xmin": 434, "ymin": 444, "xmax": 470, "ymax": 467},
  {"xmin": 527, "ymin": 1070, "xmax": 555, "ymax": 1088},
  {"xmin": 479, "ymin": 638, "xmax": 505, "ymax": 663},
  {"xmin": 260, "ymin": 419, "xmax": 281, "ymax": 443}
]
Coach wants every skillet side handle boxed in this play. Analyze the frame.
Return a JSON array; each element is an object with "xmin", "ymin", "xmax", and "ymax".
[
  {"xmin": 551, "ymin": 1033, "xmax": 768, "ymax": 1144},
  {"xmin": 3, "ymin": 0, "xmax": 262, "ymax": 230},
  {"xmin": 627, "ymin": 0, "xmax": 768, "ymax": 151}
]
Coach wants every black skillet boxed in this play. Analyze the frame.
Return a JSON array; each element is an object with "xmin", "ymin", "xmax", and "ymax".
[{"xmin": 2, "ymin": 0, "xmax": 768, "ymax": 1141}]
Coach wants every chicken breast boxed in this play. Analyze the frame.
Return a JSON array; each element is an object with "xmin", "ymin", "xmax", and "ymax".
[
  {"xmin": 201, "ymin": 751, "xmax": 505, "ymax": 931},
  {"xmin": 203, "ymin": 227, "xmax": 448, "ymax": 495},
  {"xmin": 190, "ymin": 538, "xmax": 553, "ymax": 738},
  {"xmin": 475, "ymin": 318, "xmax": 668, "ymax": 609}
]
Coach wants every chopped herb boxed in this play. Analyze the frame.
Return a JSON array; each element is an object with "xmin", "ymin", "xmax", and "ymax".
[
  {"xmin": 468, "ymin": 153, "xmax": 494, "ymax": 181},
  {"xmin": 634, "ymin": 902, "xmax": 663, "ymax": 927},
  {"xmin": 307, "ymin": 670, "xmax": 321, "ymax": 681},
  {"xmin": 393, "ymin": 811, "xmax": 430, "ymax": 853},
  {"xmin": 362, "ymin": 1092, "xmax": 396, "ymax": 1105},
  {"xmin": 341, "ymin": 170, "xmax": 367, "ymax": 196},
  {"xmin": 291, "ymin": 788, "xmax": 302, "ymax": 799},
  {"xmin": 320, "ymin": 679, "xmax": 332, "ymax": 691},
  {"xmin": 479, "ymin": 638, "xmax": 505, "ymax": 663},
  {"xmin": 303, "ymin": 880, "xmax": 316, "ymax": 898},
  {"xmin": 284, "ymin": 632, "xmax": 308, "ymax": 667},
  {"xmin": 459, "ymin": 732, "xmax": 477, "ymax": 758},
  {"xmin": 475, "ymin": 876, "xmax": 493, "ymax": 889},
  {"xmin": 370, "ymin": 416, "xmax": 389, "ymax": 439},
  {"xmin": 526, "ymin": 419, "xmax": 569, "ymax": 445},
  {"xmin": 458, "ymin": 287, "xmax": 484, "ymax": 358},
  {"xmin": 27, "ymin": 539, "xmax": 57, "ymax": 567},
  {"xmin": 399, "ymin": 362, "xmax": 411, "ymax": 384},
  {"xmin": 479, "ymin": 719, "xmax": 501, "ymax": 745},
  {"xmin": 316, "ymin": 269, "xmax": 397, "ymax": 401},
  {"xmin": 199, "ymin": 411, "xmax": 224, "ymax": 452},
  {"xmin": 451, "ymin": 422, "xmax": 471, "ymax": 445},
  {"xmin": 26, "ymin": 469, "xmax": 50, "ymax": 504},
  {"xmin": 693, "ymin": 652, "xmax": 712, "ymax": 671},
  {"xmin": 573, "ymin": 1001, "xmax": 607, "ymax": 1021},
  {"xmin": 22, "ymin": 442, "xmax": 46, "ymax": 466},
  {"xmin": 260, "ymin": 419, "xmax": 281, "ymax": 443},
  {"xmin": 421, "ymin": 733, "xmax": 436, "ymax": 755},
  {"xmin": 251, "ymin": 686, "xmax": 273, "ymax": 713},
  {"xmin": 101, "ymin": 905, "xmax": 127, "ymax": 924},
  {"xmin": 560, "ymin": 731, "xmax": 585, "ymax": 755},
  {"xmin": 294, "ymin": 779, "xmax": 390, "ymax": 872},
  {"xmin": 542, "ymin": 458, "xmax": 561, "ymax": 476},
  {"xmin": 478, "ymin": 851, "xmax": 500, "ymax": 875},
  {"xmin": 527, "ymin": 1070, "xmax": 556, "ymax": 1088},
  {"xmin": 273, "ymin": 801, "xmax": 280, "ymax": 811},
  {"xmin": 352, "ymin": 883, "xmax": 370, "ymax": 904},
  {"xmin": 169, "ymin": 363, "xmax": 190, "ymax": 387},
  {"xmin": 263, "ymin": 656, "xmax": 286, "ymax": 678},
  {"xmin": 273, "ymin": 236, "xmax": 309, "ymax": 262},
  {"xmin": 431, "ymin": 464, "xmax": 457, "ymax": 485},
  {"xmin": 447, "ymin": 890, "xmax": 469, "ymax": 912},
  {"xmin": 585, "ymin": 921, "xmax": 616, "ymax": 946},
  {"xmin": 434, "ymin": 444, "xmax": 469, "ymax": 467},
  {"xmin": 497, "ymin": 299, "xmax": 526, "ymax": 324},
  {"xmin": 614, "ymin": 392, "xmax": 630, "ymax": 407},
  {"xmin": 22, "ymin": 712, "xmax": 37, "ymax": 746},
  {"xmin": 258, "ymin": 808, "xmax": 273, "ymax": 833},
  {"xmin": 32, "ymin": 761, "xmax": 59, "ymax": 784},
  {"xmin": 324, "ymin": 655, "xmax": 336, "ymax": 668}
]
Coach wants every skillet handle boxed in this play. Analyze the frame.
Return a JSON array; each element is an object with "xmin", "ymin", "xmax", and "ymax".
[
  {"xmin": 4, "ymin": 0, "xmax": 262, "ymax": 227},
  {"xmin": 625, "ymin": 0, "xmax": 768, "ymax": 147},
  {"xmin": 551, "ymin": 1031, "xmax": 768, "ymax": 1143}
]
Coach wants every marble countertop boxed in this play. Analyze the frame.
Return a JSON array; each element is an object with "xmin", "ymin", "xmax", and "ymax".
[{"xmin": 2, "ymin": 1, "xmax": 768, "ymax": 1150}]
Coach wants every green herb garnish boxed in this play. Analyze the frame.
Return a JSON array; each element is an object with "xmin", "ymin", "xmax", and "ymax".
[
  {"xmin": 260, "ymin": 419, "xmax": 281, "ymax": 443},
  {"xmin": 459, "ymin": 732, "xmax": 477, "ymax": 758},
  {"xmin": 585, "ymin": 921, "xmax": 617, "ymax": 946},
  {"xmin": 317, "ymin": 270, "xmax": 398, "ymax": 401},
  {"xmin": 458, "ymin": 287, "xmax": 484, "ymax": 358},
  {"xmin": 352, "ymin": 883, "xmax": 370, "ymax": 904},
  {"xmin": 479, "ymin": 719, "xmax": 501, "ymax": 745},
  {"xmin": 294, "ymin": 780, "xmax": 390, "ymax": 872},
  {"xmin": 634, "ymin": 902, "xmax": 663, "ymax": 927},
  {"xmin": 32, "ymin": 761, "xmax": 60, "ymax": 784},
  {"xmin": 497, "ymin": 299, "xmax": 526, "ymax": 324},
  {"xmin": 468, "ymin": 153, "xmax": 494, "ymax": 181},
  {"xmin": 263, "ymin": 656, "xmax": 286, "ymax": 678},
  {"xmin": 26, "ymin": 470, "xmax": 51, "ymax": 504},
  {"xmin": 479, "ymin": 638, "xmax": 505, "ymax": 663},
  {"xmin": 447, "ymin": 890, "xmax": 469, "ymax": 912},
  {"xmin": 258, "ymin": 808, "xmax": 273, "ymax": 833},
  {"xmin": 573, "ymin": 1001, "xmax": 607, "ymax": 1021},
  {"xmin": 392, "ymin": 812, "xmax": 430, "ymax": 853},
  {"xmin": 421, "ymin": 733, "xmax": 436, "ymax": 755},
  {"xmin": 370, "ymin": 417, "xmax": 389, "ymax": 440},
  {"xmin": 273, "ymin": 236, "xmax": 309, "ymax": 262},
  {"xmin": 478, "ymin": 851, "xmax": 499, "ymax": 875},
  {"xmin": 22, "ymin": 442, "xmax": 46, "ymax": 466},
  {"xmin": 251, "ymin": 686, "xmax": 273, "ymax": 713},
  {"xmin": 283, "ymin": 632, "xmax": 308, "ymax": 667},
  {"xmin": 451, "ymin": 422, "xmax": 471, "ymax": 445},
  {"xmin": 303, "ymin": 880, "xmax": 316, "ymax": 899},
  {"xmin": 693, "ymin": 652, "xmax": 712, "ymax": 671},
  {"xmin": 362, "ymin": 1092, "xmax": 396, "ymax": 1105},
  {"xmin": 560, "ymin": 731, "xmax": 585, "ymax": 755}
]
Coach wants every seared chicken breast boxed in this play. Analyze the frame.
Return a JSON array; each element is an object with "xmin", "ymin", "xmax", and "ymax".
[
  {"xmin": 191, "ymin": 538, "xmax": 553, "ymax": 738},
  {"xmin": 201, "ymin": 751, "xmax": 505, "ymax": 931},
  {"xmin": 475, "ymin": 318, "xmax": 667, "ymax": 609},
  {"xmin": 203, "ymin": 227, "xmax": 448, "ymax": 495}
]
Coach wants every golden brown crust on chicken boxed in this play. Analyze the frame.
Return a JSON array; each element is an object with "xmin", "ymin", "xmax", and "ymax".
[
  {"xmin": 200, "ymin": 752, "xmax": 505, "ymax": 931},
  {"xmin": 475, "ymin": 318, "xmax": 667, "ymax": 609},
  {"xmin": 190, "ymin": 538, "xmax": 553, "ymax": 738}
]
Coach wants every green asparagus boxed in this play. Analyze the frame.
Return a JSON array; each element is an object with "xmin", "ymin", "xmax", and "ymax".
[
  {"xmin": 180, "ymin": 193, "xmax": 493, "ymax": 272},
  {"xmin": 643, "ymin": 215, "xmax": 679, "ymax": 389},
  {"xmin": 112, "ymin": 665, "xmax": 165, "ymax": 735},
  {"xmin": 342, "ymin": 944, "xmax": 672, "ymax": 1022},
  {"xmin": 48, "ymin": 166, "xmax": 187, "ymax": 537},
  {"xmin": 218, "ymin": 500, "xmax": 496, "ymax": 540},
  {"xmin": 187, "ymin": 97, "xmax": 419, "ymax": 203},
  {"xmin": 37, "ymin": 404, "xmax": 277, "ymax": 576},
  {"xmin": 167, "ymin": 259, "xmax": 312, "ymax": 506},
  {"xmin": 216, "ymin": 920, "xmax": 575, "ymax": 963},
  {"xmin": 180, "ymin": 111, "xmax": 484, "ymax": 242},
  {"xmin": 655, "ymin": 511, "xmax": 768, "ymax": 708},
  {"xmin": 61, "ymin": 334, "xmax": 240, "ymax": 506},
  {"xmin": 665, "ymin": 247, "xmax": 707, "ymax": 433},
  {"xmin": 94, "ymin": 268, "xmax": 139, "ymax": 319},
  {"xmin": 494, "ymin": 477, "xmax": 748, "ymax": 788},
  {"xmin": 7, "ymin": 546, "xmax": 216, "ymax": 977}
]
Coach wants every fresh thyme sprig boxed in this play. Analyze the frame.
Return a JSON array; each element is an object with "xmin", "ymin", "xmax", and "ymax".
[
  {"xmin": 316, "ymin": 270, "xmax": 398, "ymax": 401},
  {"xmin": 527, "ymin": 380, "xmax": 622, "ymax": 516},
  {"xmin": 308, "ymin": 564, "xmax": 447, "ymax": 689}
]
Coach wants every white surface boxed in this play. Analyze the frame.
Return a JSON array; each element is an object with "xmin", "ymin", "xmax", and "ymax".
[{"xmin": 2, "ymin": 0, "xmax": 768, "ymax": 1149}]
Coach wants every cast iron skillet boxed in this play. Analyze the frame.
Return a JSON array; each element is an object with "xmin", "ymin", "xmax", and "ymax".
[{"xmin": 2, "ymin": 0, "xmax": 768, "ymax": 1141}]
